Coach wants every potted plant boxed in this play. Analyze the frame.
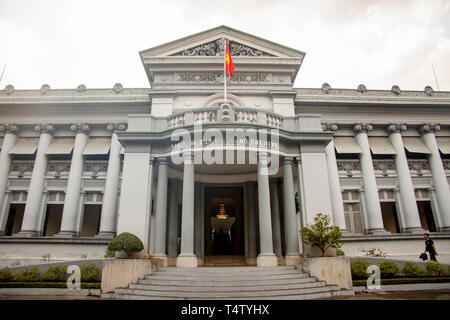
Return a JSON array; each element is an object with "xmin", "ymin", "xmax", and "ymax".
[{"xmin": 300, "ymin": 213, "xmax": 342, "ymax": 257}]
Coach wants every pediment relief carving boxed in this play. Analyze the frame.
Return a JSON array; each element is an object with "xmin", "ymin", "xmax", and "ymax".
[{"xmin": 170, "ymin": 39, "xmax": 275, "ymax": 57}]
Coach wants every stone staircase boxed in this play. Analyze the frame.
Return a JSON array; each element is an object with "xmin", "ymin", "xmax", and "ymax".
[{"xmin": 103, "ymin": 266, "xmax": 353, "ymax": 300}]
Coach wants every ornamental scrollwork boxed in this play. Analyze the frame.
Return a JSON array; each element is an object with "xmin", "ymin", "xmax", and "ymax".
[
  {"xmin": 337, "ymin": 160, "xmax": 361, "ymax": 177},
  {"xmin": 10, "ymin": 161, "xmax": 35, "ymax": 178},
  {"xmin": 373, "ymin": 160, "xmax": 395, "ymax": 177},
  {"xmin": 408, "ymin": 160, "xmax": 430, "ymax": 176},
  {"xmin": 84, "ymin": 161, "xmax": 108, "ymax": 179},
  {"xmin": 47, "ymin": 161, "xmax": 71, "ymax": 178}
]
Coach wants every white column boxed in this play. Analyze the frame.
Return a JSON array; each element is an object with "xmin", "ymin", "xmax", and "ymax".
[
  {"xmin": 177, "ymin": 151, "xmax": 198, "ymax": 268},
  {"xmin": 256, "ymin": 152, "xmax": 278, "ymax": 266},
  {"xmin": 282, "ymin": 157, "xmax": 300, "ymax": 264},
  {"xmin": 0, "ymin": 124, "xmax": 18, "ymax": 235},
  {"xmin": 97, "ymin": 124, "xmax": 126, "ymax": 238},
  {"xmin": 387, "ymin": 124, "xmax": 423, "ymax": 233},
  {"xmin": 246, "ymin": 181, "xmax": 257, "ymax": 264},
  {"xmin": 419, "ymin": 124, "xmax": 450, "ymax": 231},
  {"xmin": 57, "ymin": 123, "xmax": 89, "ymax": 237},
  {"xmin": 354, "ymin": 123, "xmax": 388, "ymax": 235},
  {"xmin": 18, "ymin": 124, "xmax": 54, "ymax": 236},
  {"xmin": 269, "ymin": 180, "xmax": 282, "ymax": 258},
  {"xmin": 167, "ymin": 180, "xmax": 180, "ymax": 262},
  {"xmin": 295, "ymin": 158, "xmax": 306, "ymax": 255},
  {"xmin": 323, "ymin": 123, "xmax": 347, "ymax": 232},
  {"xmin": 153, "ymin": 157, "xmax": 169, "ymax": 265}
]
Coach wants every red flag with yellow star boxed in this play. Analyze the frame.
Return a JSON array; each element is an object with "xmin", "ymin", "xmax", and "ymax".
[{"xmin": 225, "ymin": 41, "xmax": 234, "ymax": 78}]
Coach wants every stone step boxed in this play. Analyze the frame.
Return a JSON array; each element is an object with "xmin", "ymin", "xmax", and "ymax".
[
  {"xmin": 129, "ymin": 280, "xmax": 325, "ymax": 292},
  {"xmin": 138, "ymin": 276, "xmax": 318, "ymax": 287},
  {"xmin": 158, "ymin": 266, "xmax": 296, "ymax": 272},
  {"xmin": 154, "ymin": 268, "xmax": 301, "ymax": 276},
  {"xmin": 146, "ymin": 272, "xmax": 310, "ymax": 282},
  {"xmin": 114, "ymin": 285, "xmax": 341, "ymax": 299}
]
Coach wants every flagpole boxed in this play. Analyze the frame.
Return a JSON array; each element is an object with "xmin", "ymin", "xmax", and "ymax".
[
  {"xmin": 0, "ymin": 65, "xmax": 6, "ymax": 84},
  {"xmin": 223, "ymin": 38, "xmax": 227, "ymax": 103}
]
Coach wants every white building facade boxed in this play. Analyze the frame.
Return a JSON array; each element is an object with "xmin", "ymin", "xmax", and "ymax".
[{"xmin": 1, "ymin": 26, "xmax": 449, "ymax": 266}]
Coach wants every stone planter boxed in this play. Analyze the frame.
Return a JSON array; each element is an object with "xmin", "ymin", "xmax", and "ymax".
[
  {"xmin": 101, "ymin": 258, "xmax": 153, "ymax": 293},
  {"xmin": 298, "ymin": 256, "xmax": 353, "ymax": 290}
]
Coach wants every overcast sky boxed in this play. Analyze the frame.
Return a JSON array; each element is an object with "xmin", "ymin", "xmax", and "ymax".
[{"xmin": 0, "ymin": 0, "xmax": 449, "ymax": 91}]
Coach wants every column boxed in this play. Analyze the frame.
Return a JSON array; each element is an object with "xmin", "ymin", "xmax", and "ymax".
[
  {"xmin": 354, "ymin": 123, "xmax": 388, "ymax": 235},
  {"xmin": 246, "ymin": 181, "xmax": 257, "ymax": 264},
  {"xmin": 18, "ymin": 124, "xmax": 54, "ymax": 236},
  {"xmin": 57, "ymin": 123, "xmax": 89, "ymax": 237},
  {"xmin": 269, "ymin": 180, "xmax": 282, "ymax": 258},
  {"xmin": 0, "ymin": 124, "xmax": 18, "ymax": 235},
  {"xmin": 295, "ymin": 158, "xmax": 306, "ymax": 255},
  {"xmin": 177, "ymin": 151, "xmax": 198, "ymax": 268},
  {"xmin": 387, "ymin": 124, "xmax": 423, "ymax": 233},
  {"xmin": 323, "ymin": 123, "xmax": 347, "ymax": 232},
  {"xmin": 153, "ymin": 157, "xmax": 169, "ymax": 265},
  {"xmin": 419, "ymin": 124, "xmax": 450, "ymax": 231},
  {"xmin": 282, "ymin": 157, "xmax": 300, "ymax": 264},
  {"xmin": 167, "ymin": 180, "xmax": 179, "ymax": 264},
  {"xmin": 97, "ymin": 123, "xmax": 126, "ymax": 238},
  {"xmin": 256, "ymin": 152, "xmax": 277, "ymax": 266}
]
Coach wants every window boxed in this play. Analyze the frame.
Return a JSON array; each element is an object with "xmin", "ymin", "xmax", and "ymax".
[{"xmin": 342, "ymin": 190, "xmax": 363, "ymax": 234}]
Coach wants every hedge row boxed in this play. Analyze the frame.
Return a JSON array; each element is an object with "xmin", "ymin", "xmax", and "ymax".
[
  {"xmin": 0, "ymin": 282, "xmax": 101, "ymax": 289},
  {"xmin": 353, "ymin": 277, "xmax": 450, "ymax": 287}
]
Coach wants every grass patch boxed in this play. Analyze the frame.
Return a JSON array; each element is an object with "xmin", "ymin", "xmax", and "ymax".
[
  {"xmin": 353, "ymin": 277, "xmax": 450, "ymax": 287},
  {"xmin": 0, "ymin": 282, "xmax": 100, "ymax": 289}
]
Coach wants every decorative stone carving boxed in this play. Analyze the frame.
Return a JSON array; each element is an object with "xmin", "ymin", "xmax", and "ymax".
[
  {"xmin": 220, "ymin": 103, "xmax": 231, "ymax": 121},
  {"xmin": 4, "ymin": 84, "xmax": 15, "ymax": 95},
  {"xmin": 424, "ymin": 86, "xmax": 433, "ymax": 96},
  {"xmin": 174, "ymin": 71, "xmax": 271, "ymax": 84},
  {"xmin": 373, "ymin": 160, "xmax": 395, "ymax": 177},
  {"xmin": 408, "ymin": 160, "xmax": 430, "ymax": 176},
  {"xmin": 76, "ymin": 84, "xmax": 87, "ymax": 92},
  {"xmin": 170, "ymin": 39, "xmax": 274, "ymax": 57},
  {"xmin": 357, "ymin": 84, "xmax": 367, "ymax": 93},
  {"xmin": 418, "ymin": 123, "xmax": 440, "ymax": 135},
  {"xmin": 34, "ymin": 124, "xmax": 54, "ymax": 134},
  {"xmin": 47, "ymin": 160, "xmax": 71, "ymax": 178},
  {"xmin": 0, "ymin": 123, "xmax": 19, "ymax": 134},
  {"xmin": 84, "ymin": 161, "xmax": 108, "ymax": 179},
  {"xmin": 113, "ymin": 83, "xmax": 123, "ymax": 93},
  {"xmin": 106, "ymin": 123, "xmax": 127, "ymax": 132},
  {"xmin": 386, "ymin": 123, "xmax": 407, "ymax": 135},
  {"xmin": 10, "ymin": 161, "xmax": 34, "ymax": 178},
  {"xmin": 337, "ymin": 160, "xmax": 361, "ymax": 177},
  {"xmin": 321, "ymin": 123, "xmax": 338, "ymax": 132},
  {"xmin": 353, "ymin": 123, "xmax": 373, "ymax": 134},
  {"xmin": 70, "ymin": 123, "xmax": 90, "ymax": 133},
  {"xmin": 391, "ymin": 85, "xmax": 401, "ymax": 95},
  {"xmin": 40, "ymin": 84, "xmax": 51, "ymax": 94},
  {"xmin": 442, "ymin": 160, "xmax": 450, "ymax": 170},
  {"xmin": 321, "ymin": 82, "xmax": 331, "ymax": 94}
]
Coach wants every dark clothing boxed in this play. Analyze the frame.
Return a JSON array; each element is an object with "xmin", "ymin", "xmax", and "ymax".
[{"xmin": 425, "ymin": 239, "xmax": 437, "ymax": 261}]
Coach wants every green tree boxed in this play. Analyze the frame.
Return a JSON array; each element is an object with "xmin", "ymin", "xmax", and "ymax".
[
  {"xmin": 300, "ymin": 213, "xmax": 342, "ymax": 257},
  {"xmin": 105, "ymin": 232, "xmax": 144, "ymax": 258}
]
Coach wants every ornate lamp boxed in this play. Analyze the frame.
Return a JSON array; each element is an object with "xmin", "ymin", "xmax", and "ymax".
[{"xmin": 216, "ymin": 203, "xmax": 229, "ymax": 219}]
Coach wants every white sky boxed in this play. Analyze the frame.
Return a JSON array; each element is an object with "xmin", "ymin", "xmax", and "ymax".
[{"xmin": 0, "ymin": 0, "xmax": 449, "ymax": 91}]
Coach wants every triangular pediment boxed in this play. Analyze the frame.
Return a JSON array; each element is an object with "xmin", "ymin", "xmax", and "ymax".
[{"xmin": 140, "ymin": 25, "xmax": 305, "ymax": 59}]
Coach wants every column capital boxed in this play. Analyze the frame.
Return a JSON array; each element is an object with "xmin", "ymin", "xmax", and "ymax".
[
  {"xmin": 0, "ymin": 123, "xmax": 19, "ymax": 135},
  {"xmin": 70, "ymin": 123, "xmax": 90, "ymax": 134},
  {"xmin": 353, "ymin": 123, "xmax": 373, "ymax": 134},
  {"xmin": 157, "ymin": 157, "xmax": 168, "ymax": 165},
  {"xmin": 418, "ymin": 123, "xmax": 440, "ymax": 135},
  {"xmin": 106, "ymin": 123, "xmax": 127, "ymax": 132},
  {"xmin": 294, "ymin": 156, "xmax": 302, "ymax": 164},
  {"xmin": 182, "ymin": 151, "xmax": 194, "ymax": 162},
  {"xmin": 257, "ymin": 151, "xmax": 269, "ymax": 162},
  {"xmin": 321, "ymin": 122, "xmax": 338, "ymax": 132},
  {"xmin": 386, "ymin": 123, "xmax": 407, "ymax": 135},
  {"xmin": 283, "ymin": 156, "xmax": 294, "ymax": 164},
  {"xmin": 34, "ymin": 124, "xmax": 54, "ymax": 135},
  {"xmin": 149, "ymin": 157, "xmax": 156, "ymax": 165}
]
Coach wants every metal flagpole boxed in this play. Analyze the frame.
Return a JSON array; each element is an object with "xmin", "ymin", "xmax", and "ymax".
[
  {"xmin": 0, "ymin": 65, "xmax": 6, "ymax": 84},
  {"xmin": 224, "ymin": 38, "xmax": 227, "ymax": 102}
]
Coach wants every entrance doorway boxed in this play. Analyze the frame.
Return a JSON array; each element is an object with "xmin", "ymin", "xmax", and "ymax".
[{"xmin": 204, "ymin": 187, "xmax": 244, "ymax": 256}]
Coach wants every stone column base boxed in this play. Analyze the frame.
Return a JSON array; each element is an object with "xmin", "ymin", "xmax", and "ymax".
[
  {"xmin": 285, "ymin": 254, "xmax": 301, "ymax": 266},
  {"xmin": 367, "ymin": 228, "xmax": 391, "ymax": 236},
  {"xmin": 54, "ymin": 231, "xmax": 79, "ymax": 238},
  {"xmin": 246, "ymin": 257, "xmax": 257, "ymax": 266},
  {"xmin": 95, "ymin": 232, "xmax": 116, "ymax": 239},
  {"xmin": 176, "ymin": 255, "xmax": 198, "ymax": 268},
  {"xmin": 439, "ymin": 226, "xmax": 450, "ymax": 232},
  {"xmin": 403, "ymin": 227, "xmax": 425, "ymax": 234},
  {"xmin": 257, "ymin": 254, "xmax": 278, "ymax": 267},
  {"xmin": 152, "ymin": 255, "xmax": 168, "ymax": 267},
  {"xmin": 167, "ymin": 257, "xmax": 177, "ymax": 267},
  {"xmin": 13, "ymin": 230, "xmax": 40, "ymax": 237}
]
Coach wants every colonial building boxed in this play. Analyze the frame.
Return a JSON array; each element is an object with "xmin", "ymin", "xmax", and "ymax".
[{"xmin": 0, "ymin": 26, "xmax": 449, "ymax": 266}]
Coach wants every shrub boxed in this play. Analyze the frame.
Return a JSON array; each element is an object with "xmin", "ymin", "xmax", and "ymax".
[
  {"xmin": 43, "ymin": 265, "xmax": 68, "ymax": 282},
  {"xmin": 13, "ymin": 266, "xmax": 40, "ymax": 282},
  {"xmin": 336, "ymin": 248, "xmax": 345, "ymax": 256},
  {"xmin": 80, "ymin": 263, "xmax": 100, "ymax": 281},
  {"xmin": 379, "ymin": 261, "xmax": 400, "ymax": 278},
  {"xmin": 351, "ymin": 259, "xmax": 370, "ymax": 279},
  {"xmin": 426, "ymin": 262, "xmax": 446, "ymax": 276},
  {"xmin": 300, "ymin": 213, "xmax": 342, "ymax": 257},
  {"xmin": 402, "ymin": 262, "xmax": 426, "ymax": 276},
  {"xmin": 105, "ymin": 232, "xmax": 144, "ymax": 258},
  {"xmin": 0, "ymin": 267, "xmax": 13, "ymax": 282}
]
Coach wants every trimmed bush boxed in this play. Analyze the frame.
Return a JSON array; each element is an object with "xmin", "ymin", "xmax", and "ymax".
[
  {"xmin": 336, "ymin": 248, "xmax": 345, "ymax": 256},
  {"xmin": 13, "ymin": 266, "xmax": 40, "ymax": 282},
  {"xmin": 43, "ymin": 265, "xmax": 68, "ymax": 282},
  {"xmin": 300, "ymin": 213, "xmax": 342, "ymax": 257},
  {"xmin": 0, "ymin": 267, "xmax": 13, "ymax": 282},
  {"xmin": 402, "ymin": 262, "xmax": 426, "ymax": 276},
  {"xmin": 379, "ymin": 261, "xmax": 401, "ymax": 278},
  {"xmin": 353, "ymin": 277, "xmax": 450, "ymax": 287},
  {"xmin": 0, "ymin": 282, "xmax": 101, "ymax": 289},
  {"xmin": 351, "ymin": 259, "xmax": 370, "ymax": 279},
  {"xmin": 80, "ymin": 263, "xmax": 100, "ymax": 281},
  {"xmin": 105, "ymin": 232, "xmax": 144, "ymax": 258},
  {"xmin": 426, "ymin": 262, "xmax": 446, "ymax": 276}
]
